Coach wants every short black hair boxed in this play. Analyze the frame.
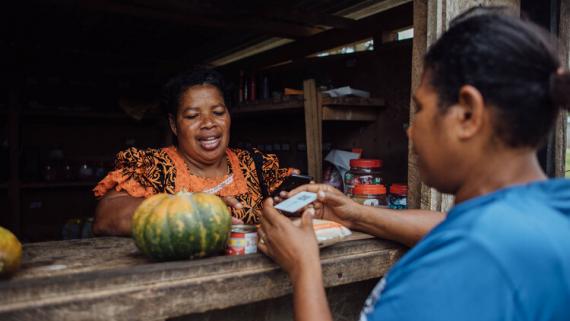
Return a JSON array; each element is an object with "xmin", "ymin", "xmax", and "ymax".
[
  {"xmin": 161, "ymin": 68, "xmax": 227, "ymax": 116},
  {"xmin": 424, "ymin": 6, "xmax": 570, "ymax": 148}
]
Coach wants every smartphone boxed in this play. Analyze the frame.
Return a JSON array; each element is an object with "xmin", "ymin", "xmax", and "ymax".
[
  {"xmin": 274, "ymin": 192, "xmax": 317, "ymax": 214},
  {"xmin": 272, "ymin": 174, "xmax": 313, "ymax": 197}
]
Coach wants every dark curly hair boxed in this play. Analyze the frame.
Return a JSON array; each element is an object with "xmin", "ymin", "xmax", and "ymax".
[
  {"xmin": 161, "ymin": 68, "xmax": 227, "ymax": 116},
  {"xmin": 424, "ymin": 7, "xmax": 570, "ymax": 148}
]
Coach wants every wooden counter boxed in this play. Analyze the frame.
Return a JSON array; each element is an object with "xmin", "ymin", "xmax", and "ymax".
[{"xmin": 0, "ymin": 236, "xmax": 406, "ymax": 321}]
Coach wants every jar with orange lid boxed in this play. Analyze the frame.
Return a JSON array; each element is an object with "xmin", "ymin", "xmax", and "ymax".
[
  {"xmin": 344, "ymin": 159, "xmax": 383, "ymax": 196},
  {"xmin": 352, "ymin": 184, "xmax": 388, "ymax": 207},
  {"xmin": 388, "ymin": 184, "xmax": 408, "ymax": 209}
]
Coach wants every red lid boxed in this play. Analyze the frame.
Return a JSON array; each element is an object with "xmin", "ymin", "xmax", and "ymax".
[
  {"xmin": 350, "ymin": 159, "xmax": 382, "ymax": 168},
  {"xmin": 352, "ymin": 148, "xmax": 363, "ymax": 154},
  {"xmin": 390, "ymin": 184, "xmax": 408, "ymax": 195},
  {"xmin": 353, "ymin": 184, "xmax": 386, "ymax": 195}
]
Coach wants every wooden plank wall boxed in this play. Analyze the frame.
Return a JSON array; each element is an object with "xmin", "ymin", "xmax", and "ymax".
[
  {"xmin": 408, "ymin": 0, "xmax": 521, "ymax": 211},
  {"xmin": 556, "ymin": 0, "xmax": 569, "ymax": 177}
]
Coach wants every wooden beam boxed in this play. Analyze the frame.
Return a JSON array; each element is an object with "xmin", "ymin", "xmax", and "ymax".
[
  {"xmin": 257, "ymin": 7, "xmax": 357, "ymax": 29},
  {"xmin": 42, "ymin": 0, "xmax": 323, "ymax": 39},
  {"xmin": 338, "ymin": 0, "xmax": 413, "ymax": 19},
  {"xmin": 303, "ymin": 79, "xmax": 323, "ymax": 182},
  {"xmin": 224, "ymin": 2, "xmax": 413, "ymax": 70},
  {"xmin": 123, "ymin": 0, "xmax": 324, "ymax": 38},
  {"xmin": 134, "ymin": 0, "xmax": 357, "ymax": 29},
  {"xmin": 206, "ymin": 38, "xmax": 295, "ymax": 67}
]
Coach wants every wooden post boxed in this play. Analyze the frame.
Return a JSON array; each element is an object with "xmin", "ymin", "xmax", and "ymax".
[
  {"xmin": 408, "ymin": 0, "xmax": 428, "ymax": 210},
  {"xmin": 555, "ymin": 0, "xmax": 569, "ymax": 177},
  {"xmin": 7, "ymin": 87, "xmax": 21, "ymax": 236},
  {"xmin": 408, "ymin": 0, "xmax": 521, "ymax": 211},
  {"xmin": 303, "ymin": 79, "xmax": 323, "ymax": 182}
]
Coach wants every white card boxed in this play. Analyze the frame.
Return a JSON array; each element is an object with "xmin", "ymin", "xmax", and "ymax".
[{"xmin": 274, "ymin": 192, "xmax": 317, "ymax": 213}]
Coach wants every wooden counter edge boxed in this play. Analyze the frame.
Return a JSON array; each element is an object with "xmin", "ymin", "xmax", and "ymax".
[{"xmin": 0, "ymin": 238, "xmax": 406, "ymax": 321}]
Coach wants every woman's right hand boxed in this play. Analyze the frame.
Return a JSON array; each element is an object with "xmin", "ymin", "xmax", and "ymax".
[
  {"xmin": 221, "ymin": 196, "xmax": 245, "ymax": 225},
  {"xmin": 286, "ymin": 184, "xmax": 362, "ymax": 229}
]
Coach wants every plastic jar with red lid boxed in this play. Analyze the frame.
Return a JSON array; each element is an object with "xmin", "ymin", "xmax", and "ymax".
[
  {"xmin": 352, "ymin": 184, "xmax": 388, "ymax": 207},
  {"xmin": 344, "ymin": 159, "xmax": 383, "ymax": 196},
  {"xmin": 388, "ymin": 184, "xmax": 408, "ymax": 209}
]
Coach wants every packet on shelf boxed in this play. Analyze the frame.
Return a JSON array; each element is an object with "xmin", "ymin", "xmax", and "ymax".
[{"xmin": 292, "ymin": 218, "xmax": 352, "ymax": 248}]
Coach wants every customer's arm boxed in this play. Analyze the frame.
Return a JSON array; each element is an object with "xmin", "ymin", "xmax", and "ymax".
[
  {"xmin": 287, "ymin": 184, "xmax": 445, "ymax": 247},
  {"xmin": 93, "ymin": 190, "xmax": 145, "ymax": 236},
  {"xmin": 350, "ymin": 206, "xmax": 445, "ymax": 247}
]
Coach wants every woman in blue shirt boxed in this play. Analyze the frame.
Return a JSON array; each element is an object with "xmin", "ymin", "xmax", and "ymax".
[{"xmin": 258, "ymin": 7, "xmax": 570, "ymax": 321}]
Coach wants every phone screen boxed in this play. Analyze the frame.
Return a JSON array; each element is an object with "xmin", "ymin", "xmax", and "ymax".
[{"xmin": 272, "ymin": 174, "xmax": 313, "ymax": 197}]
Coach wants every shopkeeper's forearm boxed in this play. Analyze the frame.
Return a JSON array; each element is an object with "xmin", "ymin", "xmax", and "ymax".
[
  {"xmin": 93, "ymin": 190, "xmax": 145, "ymax": 236},
  {"xmin": 352, "ymin": 205, "xmax": 446, "ymax": 247},
  {"xmin": 291, "ymin": 261, "xmax": 333, "ymax": 321}
]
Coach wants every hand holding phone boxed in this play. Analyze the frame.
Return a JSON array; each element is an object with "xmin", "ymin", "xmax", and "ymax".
[{"xmin": 274, "ymin": 191, "xmax": 318, "ymax": 214}]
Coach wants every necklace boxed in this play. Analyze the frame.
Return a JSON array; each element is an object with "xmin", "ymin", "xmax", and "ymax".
[
  {"xmin": 203, "ymin": 174, "xmax": 234, "ymax": 194},
  {"xmin": 181, "ymin": 152, "xmax": 233, "ymax": 194}
]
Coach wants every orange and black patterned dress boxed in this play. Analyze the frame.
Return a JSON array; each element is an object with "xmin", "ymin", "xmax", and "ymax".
[{"xmin": 93, "ymin": 146, "xmax": 294, "ymax": 224}]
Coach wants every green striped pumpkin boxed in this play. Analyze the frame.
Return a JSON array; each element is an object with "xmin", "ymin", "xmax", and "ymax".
[{"xmin": 132, "ymin": 191, "xmax": 232, "ymax": 261}]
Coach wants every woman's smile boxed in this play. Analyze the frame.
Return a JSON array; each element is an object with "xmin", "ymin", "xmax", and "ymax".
[{"xmin": 197, "ymin": 135, "xmax": 222, "ymax": 151}]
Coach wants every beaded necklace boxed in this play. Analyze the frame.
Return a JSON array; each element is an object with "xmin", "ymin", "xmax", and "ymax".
[{"xmin": 182, "ymin": 155, "xmax": 234, "ymax": 194}]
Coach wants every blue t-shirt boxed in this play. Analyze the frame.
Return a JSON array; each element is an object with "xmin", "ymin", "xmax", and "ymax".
[{"xmin": 361, "ymin": 179, "xmax": 570, "ymax": 321}]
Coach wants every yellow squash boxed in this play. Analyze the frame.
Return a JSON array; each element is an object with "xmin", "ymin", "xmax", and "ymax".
[{"xmin": 0, "ymin": 226, "xmax": 22, "ymax": 277}]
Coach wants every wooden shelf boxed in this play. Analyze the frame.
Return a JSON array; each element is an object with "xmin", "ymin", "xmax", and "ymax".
[
  {"xmin": 20, "ymin": 181, "xmax": 98, "ymax": 189},
  {"xmin": 322, "ymin": 96, "xmax": 385, "ymax": 107},
  {"xmin": 232, "ymin": 96, "xmax": 385, "ymax": 121},
  {"xmin": 21, "ymin": 110, "xmax": 164, "ymax": 121},
  {"xmin": 322, "ymin": 97, "xmax": 385, "ymax": 121},
  {"xmin": 231, "ymin": 97, "xmax": 304, "ymax": 115}
]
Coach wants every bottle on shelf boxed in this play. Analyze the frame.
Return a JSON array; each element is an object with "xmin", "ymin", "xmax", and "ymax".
[
  {"xmin": 249, "ymin": 72, "xmax": 256, "ymax": 102},
  {"xmin": 262, "ymin": 75, "xmax": 270, "ymax": 100},
  {"xmin": 239, "ymin": 70, "xmax": 245, "ymax": 103},
  {"xmin": 243, "ymin": 73, "xmax": 249, "ymax": 102}
]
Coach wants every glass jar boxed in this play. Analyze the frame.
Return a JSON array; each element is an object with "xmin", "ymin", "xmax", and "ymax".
[
  {"xmin": 352, "ymin": 184, "xmax": 387, "ymax": 207},
  {"xmin": 42, "ymin": 164, "xmax": 57, "ymax": 181},
  {"xmin": 78, "ymin": 162, "xmax": 94, "ymax": 181},
  {"xmin": 344, "ymin": 159, "xmax": 383, "ymax": 196},
  {"xmin": 389, "ymin": 184, "xmax": 408, "ymax": 209}
]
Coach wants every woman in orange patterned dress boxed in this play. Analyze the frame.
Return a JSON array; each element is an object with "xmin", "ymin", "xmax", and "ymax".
[{"xmin": 92, "ymin": 69, "xmax": 296, "ymax": 236}]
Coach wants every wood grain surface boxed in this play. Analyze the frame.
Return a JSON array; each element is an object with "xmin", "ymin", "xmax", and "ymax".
[{"xmin": 0, "ymin": 236, "xmax": 405, "ymax": 321}]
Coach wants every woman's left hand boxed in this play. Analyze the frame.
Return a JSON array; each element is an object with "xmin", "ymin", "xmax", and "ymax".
[
  {"xmin": 223, "ymin": 196, "xmax": 243, "ymax": 209},
  {"xmin": 258, "ymin": 198, "xmax": 321, "ymax": 278},
  {"xmin": 231, "ymin": 217, "xmax": 244, "ymax": 225}
]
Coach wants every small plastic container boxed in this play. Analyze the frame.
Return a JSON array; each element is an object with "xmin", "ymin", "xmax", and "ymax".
[
  {"xmin": 389, "ymin": 184, "xmax": 408, "ymax": 209},
  {"xmin": 344, "ymin": 159, "xmax": 383, "ymax": 196},
  {"xmin": 352, "ymin": 184, "xmax": 388, "ymax": 207}
]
